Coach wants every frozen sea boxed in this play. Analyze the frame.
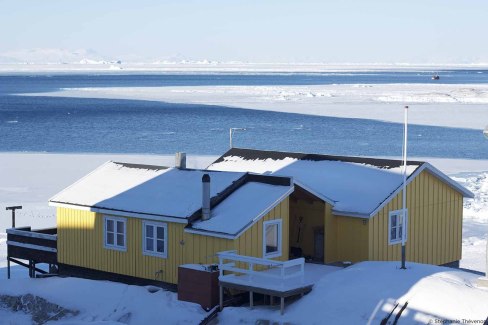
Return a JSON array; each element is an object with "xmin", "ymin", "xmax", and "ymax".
[{"xmin": 0, "ymin": 71, "xmax": 487, "ymax": 158}]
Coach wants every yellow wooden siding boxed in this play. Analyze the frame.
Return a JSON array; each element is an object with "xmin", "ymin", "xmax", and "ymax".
[
  {"xmin": 57, "ymin": 207, "xmax": 186, "ymax": 284},
  {"xmin": 183, "ymin": 198, "xmax": 290, "ymax": 266},
  {"xmin": 367, "ymin": 170, "xmax": 463, "ymax": 265},
  {"xmin": 57, "ymin": 198, "xmax": 289, "ymax": 285},
  {"xmin": 336, "ymin": 216, "xmax": 369, "ymax": 262},
  {"xmin": 324, "ymin": 203, "xmax": 337, "ymax": 263}
]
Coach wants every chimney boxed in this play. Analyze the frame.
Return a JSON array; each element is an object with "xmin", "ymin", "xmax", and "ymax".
[
  {"xmin": 175, "ymin": 152, "xmax": 186, "ymax": 169},
  {"xmin": 202, "ymin": 174, "xmax": 211, "ymax": 221}
]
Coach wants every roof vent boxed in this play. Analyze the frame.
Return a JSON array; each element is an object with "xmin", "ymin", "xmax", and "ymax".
[{"xmin": 202, "ymin": 174, "xmax": 211, "ymax": 221}]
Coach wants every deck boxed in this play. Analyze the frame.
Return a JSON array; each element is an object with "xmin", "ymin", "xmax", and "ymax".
[
  {"xmin": 6, "ymin": 227, "xmax": 58, "ymax": 278},
  {"xmin": 217, "ymin": 251, "xmax": 339, "ymax": 314}
]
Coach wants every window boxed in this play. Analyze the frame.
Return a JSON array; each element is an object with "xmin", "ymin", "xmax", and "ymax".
[
  {"xmin": 143, "ymin": 221, "xmax": 168, "ymax": 258},
  {"xmin": 263, "ymin": 219, "xmax": 282, "ymax": 258},
  {"xmin": 389, "ymin": 209, "xmax": 408, "ymax": 245},
  {"xmin": 104, "ymin": 216, "xmax": 126, "ymax": 251}
]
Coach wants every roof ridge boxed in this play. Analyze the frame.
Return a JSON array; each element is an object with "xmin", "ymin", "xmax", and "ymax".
[{"xmin": 214, "ymin": 147, "xmax": 425, "ymax": 169}]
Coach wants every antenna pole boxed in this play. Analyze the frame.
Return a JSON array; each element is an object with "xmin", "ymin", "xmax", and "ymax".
[
  {"xmin": 229, "ymin": 128, "xmax": 233, "ymax": 148},
  {"xmin": 401, "ymin": 106, "xmax": 408, "ymax": 270},
  {"xmin": 229, "ymin": 128, "xmax": 246, "ymax": 149}
]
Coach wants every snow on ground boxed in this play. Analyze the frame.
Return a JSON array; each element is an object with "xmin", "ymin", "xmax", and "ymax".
[
  {"xmin": 0, "ymin": 276, "xmax": 208, "ymax": 324},
  {"xmin": 218, "ymin": 262, "xmax": 488, "ymax": 325},
  {"xmin": 452, "ymin": 171, "xmax": 488, "ymax": 273},
  {"xmin": 35, "ymin": 84, "xmax": 488, "ymax": 129}
]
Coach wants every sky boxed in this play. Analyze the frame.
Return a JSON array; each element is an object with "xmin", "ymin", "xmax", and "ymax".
[{"xmin": 1, "ymin": 0, "xmax": 487, "ymax": 64}]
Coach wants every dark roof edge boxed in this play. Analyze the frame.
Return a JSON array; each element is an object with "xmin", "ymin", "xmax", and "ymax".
[
  {"xmin": 212, "ymin": 147, "xmax": 425, "ymax": 169},
  {"xmin": 112, "ymin": 161, "xmax": 170, "ymax": 171}
]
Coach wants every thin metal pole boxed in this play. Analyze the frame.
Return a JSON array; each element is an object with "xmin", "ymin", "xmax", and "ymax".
[
  {"xmin": 229, "ymin": 128, "xmax": 233, "ymax": 148},
  {"xmin": 401, "ymin": 105, "xmax": 408, "ymax": 270}
]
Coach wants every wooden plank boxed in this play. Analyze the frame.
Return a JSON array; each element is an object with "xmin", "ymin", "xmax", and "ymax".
[
  {"xmin": 219, "ymin": 280, "xmax": 312, "ymax": 297},
  {"xmin": 422, "ymin": 173, "xmax": 429, "ymax": 264},
  {"xmin": 7, "ymin": 245, "xmax": 57, "ymax": 264},
  {"xmin": 7, "ymin": 233, "xmax": 57, "ymax": 249},
  {"xmin": 432, "ymin": 179, "xmax": 439, "ymax": 265},
  {"xmin": 6, "ymin": 229, "xmax": 57, "ymax": 241}
]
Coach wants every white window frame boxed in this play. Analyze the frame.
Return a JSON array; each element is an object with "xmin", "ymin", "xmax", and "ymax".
[
  {"xmin": 388, "ymin": 209, "xmax": 408, "ymax": 245},
  {"xmin": 142, "ymin": 221, "xmax": 168, "ymax": 258},
  {"xmin": 263, "ymin": 219, "xmax": 282, "ymax": 258},
  {"xmin": 103, "ymin": 215, "xmax": 127, "ymax": 251}
]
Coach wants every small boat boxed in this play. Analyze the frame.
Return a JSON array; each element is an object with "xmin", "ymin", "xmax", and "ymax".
[{"xmin": 432, "ymin": 73, "xmax": 440, "ymax": 80}]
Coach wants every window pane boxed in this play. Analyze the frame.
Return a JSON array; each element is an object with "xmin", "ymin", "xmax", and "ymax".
[
  {"xmin": 156, "ymin": 226, "xmax": 164, "ymax": 240},
  {"xmin": 107, "ymin": 219, "xmax": 114, "ymax": 232},
  {"xmin": 157, "ymin": 239, "xmax": 164, "ymax": 253},
  {"xmin": 390, "ymin": 227, "xmax": 396, "ymax": 241},
  {"xmin": 107, "ymin": 232, "xmax": 114, "ymax": 245},
  {"xmin": 391, "ymin": 215, "xmax": 397, "ymax": 227},
  {"xmin": 117, "ymin": 234, "xmax": 124, "ymax": 247},
  {"xmin": 146, "ymin": 225, "xmax": 153, "ymax": 238},
  {"xmin": 146, "ymin": 238, "xmax": 154, "ymax": 251},
  {"xmin": 266, "ymin": 224, "xmax": 278, "ymax": 253},
  {"xmin": 117, "ymin": 221, "xmax": 124, "ymax": 234}
]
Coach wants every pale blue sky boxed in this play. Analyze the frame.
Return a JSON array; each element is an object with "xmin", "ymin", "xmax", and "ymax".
[{"xmin": 1, "ymin": 0, "xmax": 487, "ymax": 63}]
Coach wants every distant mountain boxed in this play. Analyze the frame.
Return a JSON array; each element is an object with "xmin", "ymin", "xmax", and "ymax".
[{"xmin": 0, "ymin": 48, "xmax": 121, "ymax": 65}]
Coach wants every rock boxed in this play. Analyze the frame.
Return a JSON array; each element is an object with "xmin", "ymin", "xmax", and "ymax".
[{"xmin": 0, "ymin": 294, "xmax": 79, "ymax": 325}]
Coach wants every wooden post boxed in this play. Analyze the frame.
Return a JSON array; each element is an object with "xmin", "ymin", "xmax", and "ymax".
[
  {"xmin": 280, "ymin": 297, "xmax": 285, "ymax": 315},
  {"xmin": 270, "ymin": 295, "xmax": 273, "ymax": 305},
  {"xmin": 6, "ymin": 206, "xmax": 22, "ymax": 228},
  {"xmin": 249, "ymin": 291, "xmax": 253, "ymax": 309},
  {"xmin": 219, "ymin": 285, "xmax": 223, "ymax": 311},
  {"xmin": 7, "ymin": 258, "xmax": 10, "ymax": 279}
]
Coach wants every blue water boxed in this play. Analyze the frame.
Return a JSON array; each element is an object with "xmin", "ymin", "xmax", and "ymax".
[{"xmin": 0, "ymin": 72, "xmax": 487, "ymax": 159}]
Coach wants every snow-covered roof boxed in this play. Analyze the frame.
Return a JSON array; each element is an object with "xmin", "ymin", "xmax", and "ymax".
[
  {"xmin": 208, "ymin": 148, "xmax": 473, "ymax": 217},
  {"xmin": 50, "ymin": 161, "xmax": 246, "ymax": 219},
  {"xmin": 189, "ymin": 182, "xmax": 293, "ymax": 238}
]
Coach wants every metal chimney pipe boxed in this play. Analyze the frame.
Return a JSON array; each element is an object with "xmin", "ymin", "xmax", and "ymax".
[
  {"xmin": 175, "ymin": 152, "xmax": 186, "ymax": 169},
  {"xmin": 202, "ymin": 174, "xmax": 211, "ymax": 221}
]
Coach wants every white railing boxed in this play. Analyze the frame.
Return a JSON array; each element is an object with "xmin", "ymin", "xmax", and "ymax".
[{"xmin": 217, "ymin": 250, "xmax": 305, "ymax": 284}]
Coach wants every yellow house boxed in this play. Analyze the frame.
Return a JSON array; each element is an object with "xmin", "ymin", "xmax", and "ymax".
[
  {"xmin": 208, "ymin": 148, "xmax": 474, "ymax": 267},
  {"xmin": 48, "ymin": 147, "xmax": 473, "ymax": 288},
  {"xmin": 49, "ymin": 161, "xmax": 293, "ymax": 287}
]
